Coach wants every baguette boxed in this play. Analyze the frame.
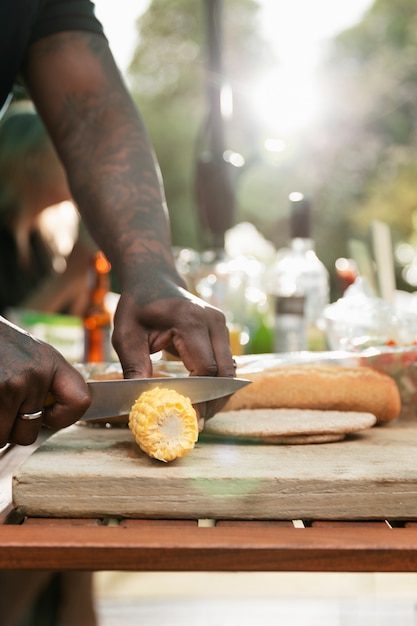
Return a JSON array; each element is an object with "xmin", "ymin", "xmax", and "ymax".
[{"xmin": 222, "ymin": 365, "xmax": 401, "ymax": 423}]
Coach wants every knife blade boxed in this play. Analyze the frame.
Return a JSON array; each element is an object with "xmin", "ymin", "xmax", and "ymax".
[{"xmin": 82, "ymin": 376, "xmax": 251, "ymax": 421}]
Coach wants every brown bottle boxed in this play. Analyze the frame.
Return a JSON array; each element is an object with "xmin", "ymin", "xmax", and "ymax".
[{"xmin": 83, "ymin": 251, "xmax": 112, "ymax": 362}]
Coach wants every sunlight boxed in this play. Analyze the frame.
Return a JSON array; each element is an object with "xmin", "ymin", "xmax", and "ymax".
[
  {"xmin": 252, "ymin": 0, "xmax": 374, "ymax": 137},
  {"xmin": 250, "ymin": 66, "xmax": 322, "ymax": 136},
  {"xmin": 94, "ymin": 0, "xmax": 374, "ymax": 138},
  {"xmin": 39, "ymin": 201, "xmax": 79, "ymax": 258}
]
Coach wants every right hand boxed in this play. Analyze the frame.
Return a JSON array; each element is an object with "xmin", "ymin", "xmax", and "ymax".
[{"xmin": 0, "ymin": 317, "xmax": 90, "ymax": 447}]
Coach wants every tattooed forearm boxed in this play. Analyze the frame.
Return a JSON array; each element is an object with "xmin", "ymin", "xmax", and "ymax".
[{"xmin": 23, "ymin": 31, "xmax": 182, "ymax": 303}]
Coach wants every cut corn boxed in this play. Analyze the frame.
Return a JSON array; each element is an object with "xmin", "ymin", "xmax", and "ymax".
[{"xmin": 128, "ymin": 387, "xmax": 198, "ymax": 462}]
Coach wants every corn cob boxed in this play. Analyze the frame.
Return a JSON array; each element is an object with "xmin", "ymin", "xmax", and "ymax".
[{"xmin": 129, "ymin": 387, "xmax": 198, "ymax": 462}]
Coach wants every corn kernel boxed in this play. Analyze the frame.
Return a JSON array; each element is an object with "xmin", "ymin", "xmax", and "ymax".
[{"xmin": 129, "ymin": 387, "xmax": 198, "ymax": 462}]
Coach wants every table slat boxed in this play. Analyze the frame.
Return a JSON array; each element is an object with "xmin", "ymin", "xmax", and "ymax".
[{"xmin": 1, "ymin": 522, "xmax": 417, "ymax": 572}]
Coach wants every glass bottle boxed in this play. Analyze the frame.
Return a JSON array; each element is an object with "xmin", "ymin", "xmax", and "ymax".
[
  {"xmin": 83, "ymin": 251, "xmax": 112, "ymax": 362},
  {"xmin": 268, "ymin": 193, "xmax": 330, "ymax": 352},
  {"xmin": 194, "ymin": 249, "xmax": 249, "ymax": 355}
]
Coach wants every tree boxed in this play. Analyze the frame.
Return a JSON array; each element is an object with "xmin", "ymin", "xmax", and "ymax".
[
  {"xmin": 311, "ymin": 0, "xmax": 417, "ymax": 289},
  {"xmin": 128, "ymin": 0, "xmax": 206, "ymax": 248},
  {"xmin": 128, "ymin": 0, "xmax": 275, "ymax": 250}
]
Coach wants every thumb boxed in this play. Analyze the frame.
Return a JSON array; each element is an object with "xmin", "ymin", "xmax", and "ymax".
[{"xmin": 43, "ymin": 366, "xmax": 91, "ymax": 429}]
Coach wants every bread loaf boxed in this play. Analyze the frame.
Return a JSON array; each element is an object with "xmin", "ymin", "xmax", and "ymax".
[{"xmin": 222, "ymin": 365, "xmax": 401, "ymax": 423}]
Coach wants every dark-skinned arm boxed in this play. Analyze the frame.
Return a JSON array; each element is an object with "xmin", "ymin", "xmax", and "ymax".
[{"xmin": 21, "ymin": 30, "xmax": 235, "ymax": 424}]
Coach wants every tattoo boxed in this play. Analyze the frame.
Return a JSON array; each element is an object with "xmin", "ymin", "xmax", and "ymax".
[{"xmin": 26, "ymin": 32, "xmax": 183, "ymax": 305}]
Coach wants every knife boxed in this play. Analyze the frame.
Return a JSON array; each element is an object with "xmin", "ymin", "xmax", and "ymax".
[{"xmin": 82, "ymin": 376, "xmax": 251, "ymax": 421}]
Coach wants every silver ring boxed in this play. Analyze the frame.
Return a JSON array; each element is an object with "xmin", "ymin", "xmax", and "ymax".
[{"xmin": 17, "ymin": 410, "xmax": 44, "ymax": 421}]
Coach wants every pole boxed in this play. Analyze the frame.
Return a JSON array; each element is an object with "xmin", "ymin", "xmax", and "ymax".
[{"xmin": 195, "ymin": 0, "xmax": 235, "ymax": 249}]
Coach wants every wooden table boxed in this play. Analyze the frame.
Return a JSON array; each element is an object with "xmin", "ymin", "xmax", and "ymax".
[{"xmin": 2, "ymin": 416, "xmax": 417, "ymax": 573}]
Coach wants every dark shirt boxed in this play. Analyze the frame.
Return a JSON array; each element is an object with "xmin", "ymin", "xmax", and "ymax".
[
  {"xmin": 0, "ymin": 0, "xmax": 105, "ymax": 112},
  {"xmin": 0, "ymin": 226, "xmax": 54, "ymax": 315}
]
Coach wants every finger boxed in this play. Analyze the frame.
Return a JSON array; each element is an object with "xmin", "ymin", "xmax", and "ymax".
[
  {"xmin": 204, "ymin": 306, "xmax": 236, "ymax": 376},
  {"xmin": 9, "ymin": 413, "xmax": 44, "ymax": 446},
  {"xmin": 193, "ymin": 402, "xmax": 206, "ymax": 432},
  {"xmin": 19, "ymin": 390, "xmax": 51, "ymax": 422},
  {"xmin": 195, "ymin": 395, "xmax": 231, "ymax": 430},
  {"xmin": 175, "ymin": 307, "xmax": 235, "ymax": 378},
  {"xmin": 0, "ymin": 386, "xmax": 48, "ymax": 447},
  {"xmin": 208, "ymin": 324, "xmax": 236, "ymax": 377},
  {"xmin": 194, "ymin": 392, "xmax": 232, "ymax": 429},
  {"xmin": 112, "ymin": 298, "xmax": 153, "ymax": 378},
  {"xmin": 113, "ymin": 324, "xmax": 153, "ymax": 379},
  {"xmin": 173, "ymin": 321, "xmax": 218, "ymax": 377},
  {"xmin": 193, "ymin": 334, "xmax": 237, "ymax": 426},
  {"xmin": 201, "ymin": 331, "xmax": 237, "ymax": 422},
  {"xmin": 42, "ymin": 367, "xmax": 91, "ymax": 430}
]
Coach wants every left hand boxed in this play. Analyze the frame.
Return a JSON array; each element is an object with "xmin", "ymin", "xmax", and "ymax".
[{"xmin": 112, "ymin": 288, "xmax": 236, "ymax": 428}]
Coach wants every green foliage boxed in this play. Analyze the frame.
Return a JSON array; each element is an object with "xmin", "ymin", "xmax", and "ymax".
[
  {"xmin": 306, "ymin": 0, "xmax": 417, "ymax": 290},
  {"xmin": 128, "ymin": 0, "xmax": 274, "ymax": 250},
  {"xmin": 129, "ymin": 0, "xmax": 205, "ymax": 100},
  {"xmin": 127, "ymin": 0, "xmax": 417, "ymax": 294}
]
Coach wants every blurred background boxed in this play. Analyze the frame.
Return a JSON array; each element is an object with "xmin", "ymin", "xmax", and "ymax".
[
  {"xmin": 9, "ymin": 0, "xmax": 415, "ymax": 359},
  {"xmin": 93, "ymin": 0, "xmax": 417, "ymax": 300}
]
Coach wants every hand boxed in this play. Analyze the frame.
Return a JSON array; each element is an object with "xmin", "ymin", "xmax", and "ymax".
[
  {"xmin": 22, "ymin": 30, "xmax": 236, "ymax": 431},
  {"xmin": 0, "ymin": 318, "xmax": 90, "ymax": 447},
  {"xmin": 111, "ymin": 288, "xmax": 236, "ymax": 429}
]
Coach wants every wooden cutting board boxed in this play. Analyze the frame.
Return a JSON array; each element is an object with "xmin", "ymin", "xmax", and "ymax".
[{"xmin": 12, "ymin": 414, "xmax": 417, "ymax": 520}]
